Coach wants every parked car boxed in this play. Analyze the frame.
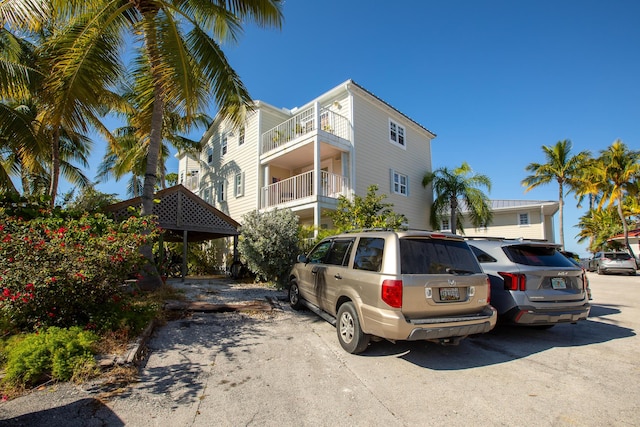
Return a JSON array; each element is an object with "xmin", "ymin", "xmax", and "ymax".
[
  {"xmin": 466, "ymin": 238, "xmax": 590, "ymax": 328},
  {"xmin": 560, "ymin": 251, "xmax": 592, "ymax": 300},
  {"xmin": 288, "ymin": 230, "xmax": 497, "ymax": 354},
  {"xmin": 587, "ymin": 252, "xmax": 637, "ymax": 276}
]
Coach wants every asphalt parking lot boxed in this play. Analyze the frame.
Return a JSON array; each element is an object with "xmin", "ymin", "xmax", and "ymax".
[{"xmin": 1, "ymin": 272, "xmax": 639, "ymax": 426}]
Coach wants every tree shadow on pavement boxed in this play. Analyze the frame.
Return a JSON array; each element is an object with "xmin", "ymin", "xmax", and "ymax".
[
  {"xmin": 106, "ymin": 311, "xmax": 270, "ymax": 406},
  {"xmin": 0, "ymin": 398, "xmax": 124, "ymax": 427}
]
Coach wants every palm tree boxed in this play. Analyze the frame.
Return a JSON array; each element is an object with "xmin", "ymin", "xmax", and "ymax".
[
  {"xmin": 46, "ymin": 0, "xmax": 282, "ymax": 287},
  {"xmin": 522, "ymin": 140, "xmax": 590, "ymax": 250},
  {"xmin": 595, "ymin": 140, "xmax": 640, "ymax": 258},
  {"xmin": 49, "ymin": 0, "xmax": 282, "ymax": 214},
  {"xmin": 422, "ymin": 162, "xmax": 492, "ymax": 234}
]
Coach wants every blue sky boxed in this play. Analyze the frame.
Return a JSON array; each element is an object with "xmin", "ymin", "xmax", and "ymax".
[{"xmin": 80, "ymin": 0, "xmax": 640, "ymax": 257}]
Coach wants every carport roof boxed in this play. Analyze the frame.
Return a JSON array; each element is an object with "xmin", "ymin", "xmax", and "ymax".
[{"xmin": 104, "ymin": 184, "xmax": 240, "ymax": 242}]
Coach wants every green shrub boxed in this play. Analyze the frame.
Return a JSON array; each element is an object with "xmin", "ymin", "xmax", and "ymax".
[
  {"xmin": 0, "ymin": 212, "xmax": 158, "ymax": 331},
  {"xmin": 2, "ymin": 327, "xmax": 99, "ymax": 386},
  {"xmin": 238, "ymin": 209, "xmax": 299, "ymax": 287}
]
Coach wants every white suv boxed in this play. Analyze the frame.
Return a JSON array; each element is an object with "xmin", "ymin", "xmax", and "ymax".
[{"xmin": 288, "ymin": 230, "xmax": 497, "ymax": 354}]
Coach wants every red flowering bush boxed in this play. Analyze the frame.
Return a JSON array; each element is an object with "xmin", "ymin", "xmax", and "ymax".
[{"xmin": 0, "ymin": 212, "xmax": 159, "ymax": 331}]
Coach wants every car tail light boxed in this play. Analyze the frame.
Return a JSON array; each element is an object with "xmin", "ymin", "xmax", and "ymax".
[
  {"xmin": 498, "ymin": 272, "xmax": 526, "ymax": 291},
  {"xmin": 381, "ymin": 279, "xmax": 403, "ymax": 308},
  {"xmin": 486, "ymin": 277, "xmax": 491, "ymax": 303},
  {"xmin": 581, "ymin": 272, "xmax": 588, "ymax": 290}
]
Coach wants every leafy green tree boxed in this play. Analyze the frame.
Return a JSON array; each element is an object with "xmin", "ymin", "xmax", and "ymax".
[
  {"xmin": 59, "ymin": 185, "xmax": 119, "ymax": 213},
  {"xmin": 577, "ymin": 207, "xmax": 625, "ymax": 252},
  {"xmin": 422, "ymin": 162, "xmax": 492, "ymax": 234},
  {"xmin": 238, "ymin": 209, "xmax": 299, "ymax": 287},
  {"xmin": 522, "ymin": 140, "xmax": 590, "ymax": 249},
  {"xmin": 594, "ymin": 140, "xmax": 640, "ymax": 258},
  {"xmin": 329, "ymin": 184, "xmax": 407, "ymax": 232}
]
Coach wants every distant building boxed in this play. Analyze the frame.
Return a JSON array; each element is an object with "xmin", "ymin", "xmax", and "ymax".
[
  {"xmin": 608, "ymin": 228, "xmax": 640, "ymax": 256},
  {"xmin": 440, "ymin": 199, "xmax": 559, "ymax": 242}
]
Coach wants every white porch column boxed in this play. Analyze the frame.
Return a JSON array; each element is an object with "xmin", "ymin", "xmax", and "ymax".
[
  {"xmin": 263, "ymin": 165, "xmax": 270, "ymax": 208},
  {"xmin": 314, "ymin": 101, "xmax": 321, "ymax": 235}
]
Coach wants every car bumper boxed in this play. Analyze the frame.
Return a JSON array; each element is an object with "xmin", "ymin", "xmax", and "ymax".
[
  {"xmin": 600, "ymin": 267, "xmax": 636, "ymax": 274},
  {"xmin": 506, "ymin": 303, "xmax": 591, "ymax": 325},
  {"xmin": 361, "ymin": 305, "xmax": 498, "ymax": 342}
]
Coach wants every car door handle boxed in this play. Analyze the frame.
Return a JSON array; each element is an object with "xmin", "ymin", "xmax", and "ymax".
[
  {"xmin": 334, "ymin": 274, "xmax": 342, "ymax": 279},
  {"xmin": 312, "ymin": 267, "xmax": 319, "ymax": 275}
]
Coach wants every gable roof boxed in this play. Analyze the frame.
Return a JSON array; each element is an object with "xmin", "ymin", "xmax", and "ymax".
[{"xmin": 104, "ymin": 185, "xmax": 240, "ymax": 242}]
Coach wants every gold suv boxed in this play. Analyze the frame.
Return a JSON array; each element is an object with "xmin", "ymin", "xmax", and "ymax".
[{"xmin": 288, "ymin": 230, "xmax": 497, "ymax": 354}]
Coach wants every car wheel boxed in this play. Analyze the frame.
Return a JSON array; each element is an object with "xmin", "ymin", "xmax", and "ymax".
[
  {"xmin": 336, "ymin": 302, "xmax": 370, "ymax": 354},
  {"xmin": 597, "ymin": 265, "xmax": 603, "ymax": 275},
  {"xmin": 288, "ymin": 280, "xmax": 303, "ymax": 310}
]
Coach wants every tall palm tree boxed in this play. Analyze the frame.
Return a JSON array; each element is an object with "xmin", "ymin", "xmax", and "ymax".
[
  {"xmin": 522, "ymin": 140, "xmax": 590, "ymax": 250},
  {"xmin": 422, "ymin": 162, "xmax": 492, "ymax": 234},
  {"xmin": 595, "ymin": 140, "xmax": 640, "ymax": 258},
  {"xmin": 49, "ymin": 0, "xmax": 282, "ymax": 215},
  {"xmin": 48, "ymin": 0, "xmax": 282, "ymax": 287}
]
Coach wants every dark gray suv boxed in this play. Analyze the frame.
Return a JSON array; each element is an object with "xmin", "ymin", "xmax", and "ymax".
[{"xmin": 467, "ymin": 238, "xmax": 590, "ymax": 328}]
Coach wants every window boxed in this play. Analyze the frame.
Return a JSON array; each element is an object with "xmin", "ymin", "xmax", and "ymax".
[
  {"xmin": 217, "ymin": 180, "xmax": 226, "ymax": 202},
  {"xmin": 391, "ymin": 170, "xmax": 409, "ymax": 196},
  {"xmin": 234, "ymin": 172, "xmax": 244, "ymax": 197},
  {"xmin": 179, "ymin": 172, "xmax": 184, "ymax": 184},
  {"xmin": 207, "ymin": 147, "xmax": 213, "ymax": 164},
  {"xmin": 353, "ymin": 238, "xmax": 384, "ymax": 272},
  {"xmin": 238, "ymin": 127, "xmax": 245, "ymax": 145},
  {"xmin": 307, "ymin": 240, "xmax": 332, "ymax": 263},
  {"xmin": 389, "ymin": 119, "xmax": 405, "ymax": 147},
  {"xmin": 399, "ymin": 238, "xmax": 482, "ymax": 274},
  {"xmin": 325, "ymin": 239, "xmax": 355, "ymax": 266},
  {"xmin": 221, "ymin": 136, "xmax": 227, "ymax": 156},
  {"xmin": 518, "ymin": 213, "xmax": 530, "ymax": 226},
  {"xmin": 203, "ymin": 188, "xmax": 211, "ymax": 204},
  {"xmin": 441, "ymin": 218, "xmax": 450, "ymax": 231}
]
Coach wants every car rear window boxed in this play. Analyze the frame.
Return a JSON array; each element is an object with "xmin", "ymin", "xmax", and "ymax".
[
  {"xmin": 503, "ymin": 245, "xmax": 576, "ymax": 267},
  {"xmin": 400, "ymin": 238, "xmax": 482, "ymax": 274}
]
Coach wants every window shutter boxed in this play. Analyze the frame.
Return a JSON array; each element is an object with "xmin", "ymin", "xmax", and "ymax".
[{"xmin": 389, "ymin": 169, "xmax": 395, "ymax": 193}]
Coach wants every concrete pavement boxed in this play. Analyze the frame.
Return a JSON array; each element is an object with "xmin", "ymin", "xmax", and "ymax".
[{"xmin": 1, "ymin": 273, "xmax": 639, "ymax": 426}]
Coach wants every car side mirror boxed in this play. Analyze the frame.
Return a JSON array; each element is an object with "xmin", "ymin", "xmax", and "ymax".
[{"xmin": 297, "ymin": 254, "xmax": 309, "ymax": 264}]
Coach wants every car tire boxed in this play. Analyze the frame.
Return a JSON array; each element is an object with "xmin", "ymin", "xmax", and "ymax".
[
  {"xmin": 336, "ymin": 302, "xmax": 370, "ymax": 354},
  {"xmin": 597, "ymin": 265, "xmax": 603, "ymax": 275},
  {"xmin": 288, "ymin": 280, "xmax": 303, "ymax": 310}
]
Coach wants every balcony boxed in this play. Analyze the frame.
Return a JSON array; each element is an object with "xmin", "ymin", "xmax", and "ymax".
[
  {"xmin": 261, "ymin": 105, "xmax": 350, "ymax": 156},
  {"xmin": 260, "ymin": 170, "xmax": 349, "ymax": 209}
]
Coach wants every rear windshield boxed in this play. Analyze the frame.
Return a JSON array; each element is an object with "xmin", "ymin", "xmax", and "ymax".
[
  {"xmin": 605, "ymin": 253, "xmax": 632, "ymax": 260},
  {"xmin": 400, "ymin": 238, "xmax": 482, "ymax": 274},
  {"xmin": 504, "ymin": 245, "xmax": 576, "ymax": 267}
]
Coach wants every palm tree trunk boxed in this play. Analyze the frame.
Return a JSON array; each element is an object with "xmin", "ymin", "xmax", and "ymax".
[
  {"xmin": 558, "ymin": 182, "xmax": 565, "ymax": 249},
  {"xmin": 48, "ymin": 128, "xmax": 60, "ymax": 207},
  {"xmin": 138, "ymin": 15, "xmax": 165, "ymax": 290},
  {"xmin": 617, "ymin": 197, "xmax": 636, "ymax": 259},
  {"xmin": 450, "ymin": 195, "xmax": 458, "ymax": 234}
]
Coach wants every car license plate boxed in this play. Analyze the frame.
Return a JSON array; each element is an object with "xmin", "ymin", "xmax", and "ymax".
[
  {"xmin": 551, "ymin": 277, "xmax": 566, "ymax": 289},
  {"xmin": 439, "ymin": 287, "xmax": 460, "ymax": 301}
]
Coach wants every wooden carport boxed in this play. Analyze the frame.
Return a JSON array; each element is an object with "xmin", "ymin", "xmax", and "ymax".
[{"xmin": 105, "ymin": 184, "xmax": 241, "ymax": 280}]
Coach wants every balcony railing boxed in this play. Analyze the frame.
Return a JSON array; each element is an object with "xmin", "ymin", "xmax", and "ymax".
[
  {"xmin": 262, "ymin": 106, "xmax": 350, "ymax": 155},
  {"xmin": 260, "ymin": 170, "xmax": 349, "ymax": 209}
]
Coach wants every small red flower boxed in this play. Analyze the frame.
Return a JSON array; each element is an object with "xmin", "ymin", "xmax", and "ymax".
[
  {"xmin": 25, "ymin": 283, "xmax": 34, "ymax": 291},
  {"xmin": 3, "ymin": 288, "xmax": 10, "ymax": 297}
]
